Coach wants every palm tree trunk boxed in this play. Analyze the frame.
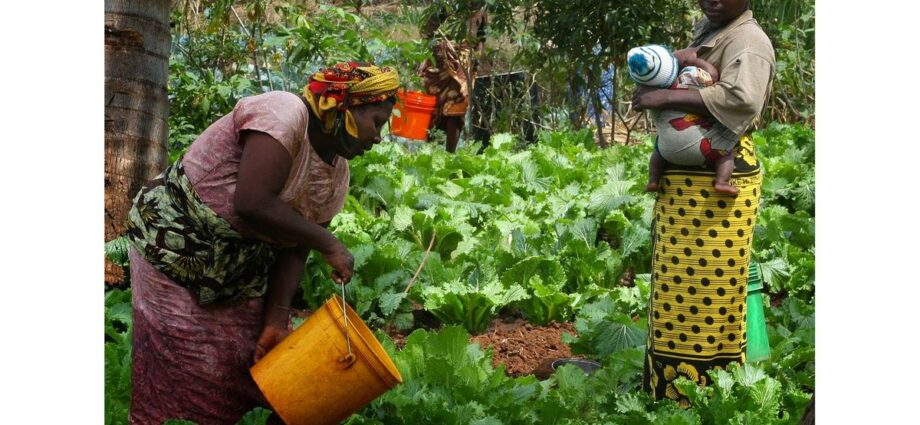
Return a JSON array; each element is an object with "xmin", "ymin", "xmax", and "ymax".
[{"xmin": 104, "ymin": 0, "xmax": 171, "ymax": 286}]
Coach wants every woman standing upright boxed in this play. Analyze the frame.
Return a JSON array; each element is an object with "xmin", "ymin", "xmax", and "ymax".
[
  {"xmin": 632, "ymin": 0, "xmax": 775, "ymax": 406},
  {"xmin": 417, "ymin": 1, "xmax": 489, "ymax": 153}
]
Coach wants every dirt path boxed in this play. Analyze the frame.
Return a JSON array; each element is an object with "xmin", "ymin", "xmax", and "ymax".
[
  {"xmin": 385, "ymin": 317, "xmax": 581, "ymax": 379},
  {"xmin": 471, "ymin": 319, "xmax": 580, "ymax": 378}
]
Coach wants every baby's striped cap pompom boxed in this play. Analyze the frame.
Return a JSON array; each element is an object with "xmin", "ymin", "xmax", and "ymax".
[{"xmin": 627, "ymin": 45, "xmax": 678, "ymax": 88}]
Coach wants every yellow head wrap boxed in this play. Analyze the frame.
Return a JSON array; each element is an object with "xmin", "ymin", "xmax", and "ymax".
[{"xmin": 303, "ymin": 61, "xmax": 400, "ymax": 138}]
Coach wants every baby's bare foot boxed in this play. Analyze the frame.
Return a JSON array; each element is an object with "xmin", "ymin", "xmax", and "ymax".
[
  {"xmin": 714, "ymin": 182, "xmax": 739, "ymax": 196},
  {"xmin": 646, "ymin": 181, "xmax": 660, "ymax": 192}
]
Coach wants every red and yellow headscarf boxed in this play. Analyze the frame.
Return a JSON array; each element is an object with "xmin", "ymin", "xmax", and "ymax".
[{"xmin": 303, "ymin": 61, "xmax": 400, "ymax": 138}]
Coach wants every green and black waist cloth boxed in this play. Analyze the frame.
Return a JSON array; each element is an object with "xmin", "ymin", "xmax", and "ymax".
[{"xmin": 125, "ymin": 162, "xmax": 278, "ymax": 306}]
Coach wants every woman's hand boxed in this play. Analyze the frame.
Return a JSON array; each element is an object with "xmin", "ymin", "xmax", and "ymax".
[
  {"xmin": 253, "ymin": 323, "xmax": 290, "ymax": 364},
  {"xmin": 632, "ymin": 86, "xmax": 666, "ymax": 111},
  {"xmin": 321, "ymin": 241, "xmax": 354, "ymax": 285}
]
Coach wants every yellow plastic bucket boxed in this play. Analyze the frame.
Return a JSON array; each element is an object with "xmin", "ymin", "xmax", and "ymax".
[{"xmin": 250, "ymin": 295, "xmax": 403, "ymax": 425}]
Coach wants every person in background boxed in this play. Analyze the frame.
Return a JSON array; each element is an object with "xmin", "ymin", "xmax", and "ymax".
[
  {"xmin": 125, "ymin": 62, "xmax": 399, "ymax": 424},
  {"xmin": 417, "ymin": 1, "xmax": 489, "ymax": 153}
]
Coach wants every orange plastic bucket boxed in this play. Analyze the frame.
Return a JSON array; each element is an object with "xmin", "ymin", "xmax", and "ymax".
[
  {"xmin": 250, "ymin": 295, "xmax": 403, "ymax": 425},
  {"xmin": 390, "ymin": 90, "xmax": 437, "ymax": 141}
]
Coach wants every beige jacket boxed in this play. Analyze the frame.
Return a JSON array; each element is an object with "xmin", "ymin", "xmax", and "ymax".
[{"xmin": 693, "ymin": 10, "xmax": 776, "ymax": 136}]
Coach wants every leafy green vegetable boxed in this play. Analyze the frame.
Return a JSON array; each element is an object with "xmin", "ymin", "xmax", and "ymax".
[
  {"xmin": 104, "ymin": 237, "xmax": 131, "ymax": 267},
  {"xmin": 674, "ymin": 362, "xmax": 809, "ymax": 424},
  {"xmin": 105, "ymin": 290, "xmax": 133, "ymax": 425},
  {"xmin": 564, "ymin": 297, "xmax": 647, "ymax": 357},
  {"xmin": 236, "ymin": 407, "xmax": 272, "ymax": 425},
  {"xmin": 107, "ymin": 123, "xmax": 814, "ymax": 425},
  {"xmin": 423, "ymin": 279, "xmax": 528, "ymax": 333}
]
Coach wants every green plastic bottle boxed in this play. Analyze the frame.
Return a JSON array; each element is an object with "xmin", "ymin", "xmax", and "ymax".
[{"xmin": 746, "ymin": 261, "xmax": 771, "ymax": 362}]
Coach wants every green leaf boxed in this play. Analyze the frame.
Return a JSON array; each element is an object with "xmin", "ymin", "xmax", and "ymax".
[
  {"xmin": 107, "ymin": 303, "xmax": 133, "ymax": 328},
  {"xmin": 614, "ymin": 391, "xmax": 646, "ymax": 414},
  {"xmin": 758, "ymin": 257, "xmax": 791, "ymax": 290},
  {"xmin": 750, "ymin": 376, "xmax": 781, "ymax": 412},
  {"xmin": 291, "ymin": 316, "xmax": 306, "ymax": 330},
  {"xmin": 734, "ymin": 364, "xmax": 768, "ymax": 387},
  {"xmin": 498, "ymin": 283, "xmax": 529, "ymax": 306},
  {"xmin": 452, "ymin": 235, "xmax": 481, "ymax": 259},
  {"xmin": 350, "ymin": 244, "xmax": 375, "ymax": 269},
  {"xmin": 489, "ymin": 133, "xmax": 515, "ymax": 150},
  {"xmin": 619, "ymin": 226, "xmax": 650, "ymax": 258},
  {"xmin": 592, "ymin": 315, "xmax": 646, "ymax": 356},
  {"xmin": 104, "ymin": 236, "xmax": 131, "ymax": 266},
  {"xmin": 440, "ymin": 180, "xmax": 465, "ymax": 199},
  {"xmin": 392, "ymin": 312, "xmax": 415, "ymax": 330},
  {"xmin": 589, "ymin": 180, "xmax": 637, "ymax": 216},
  {"xmin": 710, "ymin": 367, "xmax": 735, "ymax": 397},
  {"xmin": 236, "ymin": 407, "xmax": 272, "ymax": 425},
  {"xmin": 216, "ymin": 84, "xmax": 232, "ymax": 98},
  {"xmin": 379, "ymin": 292, "xmax": 408, "ymax": 316},
  {"xmin": 569, "ymin": 218, "xmax": 597, "ymax": 247}
]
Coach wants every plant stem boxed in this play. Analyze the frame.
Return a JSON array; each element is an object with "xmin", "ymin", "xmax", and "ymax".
[{"xmin": 405, "ymin": 231, "xmax": 436, "ymax": 294}]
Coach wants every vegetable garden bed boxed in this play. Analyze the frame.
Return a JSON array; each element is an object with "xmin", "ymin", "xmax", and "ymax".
[{"xmin": 106, "ymin": 124, "xmax": 815, "ymax": 425}]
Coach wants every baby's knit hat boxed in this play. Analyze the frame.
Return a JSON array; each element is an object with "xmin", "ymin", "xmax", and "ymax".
[{"xmin": 627, "ymin": 45, "xmax": 678, "ymax": 88}]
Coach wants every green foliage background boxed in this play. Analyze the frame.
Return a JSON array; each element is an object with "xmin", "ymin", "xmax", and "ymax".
[{"xmin": 165, "ymin": 0, "xmax": 814, "ymax": 151}]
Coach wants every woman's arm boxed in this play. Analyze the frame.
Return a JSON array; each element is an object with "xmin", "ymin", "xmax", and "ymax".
[
  {"xmin": 253, "ymin": 245, "xmax": 309, "ymax": 363},
  {"xmin": 632, "ymin": 85, "xmax": 712, "ymax": 116},
  {"xmin": 234, "ymin": 130, "xmax": 354, "ymax": 285},
  {"xmin": 263, "ymin": 245, "xmax": 309, "ymax": 329}
]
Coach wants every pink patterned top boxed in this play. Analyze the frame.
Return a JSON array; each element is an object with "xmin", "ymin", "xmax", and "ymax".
[{"xmin": 181, "ymin": 91, "xmax": 350, "ymax": 242}]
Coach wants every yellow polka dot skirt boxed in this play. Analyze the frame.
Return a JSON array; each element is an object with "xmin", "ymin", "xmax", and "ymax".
[{"xmin": 643, "ymin": 169, "xmax": 762, "ymax": 406}]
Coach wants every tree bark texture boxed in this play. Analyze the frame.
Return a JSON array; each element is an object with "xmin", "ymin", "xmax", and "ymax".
[{"xmin": 105, "ymin": 0, "xmax": 171, "ymax": 286}]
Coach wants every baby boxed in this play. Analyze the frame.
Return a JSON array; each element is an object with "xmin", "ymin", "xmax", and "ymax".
[{"xmin": 627, "ymin": 45, "xmax": 739, "ymax": 195}]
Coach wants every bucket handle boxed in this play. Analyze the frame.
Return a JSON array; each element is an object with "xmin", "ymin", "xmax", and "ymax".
[{"xmin": 338, "ymin": 284, "xmax": 357, "ymax": 368}]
